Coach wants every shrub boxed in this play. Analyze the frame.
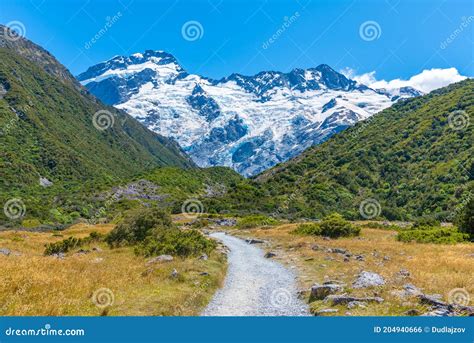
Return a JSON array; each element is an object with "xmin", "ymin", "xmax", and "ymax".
[
  {"xmin": 319, "ymin": 213, "xmax": 360, "ymax": 238},
  {"xmin": 397, "ymin": 228, "xmax": 468, "ymax": 244},
  {"xmin": 454, "ymin": 191, "xmax": 474, "ymax": 240},
  {"xmin": 362, "ymin": 222, "xmax": 402, "ymax": 231},
  {"xmin": 44, "ymin": 232, "xmax": 104, "ymax": 255},
  {"xmin": 237, "ymin": 215, "xmax": 279, "ymax": 229},
  {"xmin": 106, "ymin": 207, "xmax": 172, "ymax": 247},
  {"xmin": 412, "ymin": 216, "xmax": 440, "ymax": 229},
  {"xmin": 292, "ymin": 223, "xmax": 322, "ymax": 235},
  {"xmin": 135, "ymin": 228, "xmax": 216, "ymax": 258}
]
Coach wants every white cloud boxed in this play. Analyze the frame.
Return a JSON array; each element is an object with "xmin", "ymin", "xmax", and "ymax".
[{"xmin": 340, "ymin": 67, "xmax": 467, "ymax": 93}]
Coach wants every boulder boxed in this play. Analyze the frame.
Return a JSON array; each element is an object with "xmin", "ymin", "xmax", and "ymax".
[
  {"xmin": 352, "ymin": 271, "xmax": 385, "ymax": 288},
  {"xmin": 51, "ymin": 253, "xmax": 65, "ymax": 260},
  {"xmin": 391, "ymin": 284, "xmax": 422, "ymax": 298},
  {"xmin": 347, "ymin": 301, "xmax": 367, "ymax": 309},
  {"xmin": 309, "ymin": 283, "xmax": 344, "ymax": 302},
  {"xmin": 418, "ymin": 294, "xmax": 449, "ymax": 308},
  {"xmin": 324, "ymin": 295, "xmax": 384, "ymax": 305},
  {"xmin": 146, "ymin": 254, "xmax": 174, "ymax": 265},
  {"xmin": 422, "ymin": 308, "xmax": 452, "ymax": 317},
  {"xmin": 0, "ymin": 248, "xmax": 11, "ymax": 256},
  {"xmin": 199, "ymin": 253, "xmax": 208, "ymax": 260}
]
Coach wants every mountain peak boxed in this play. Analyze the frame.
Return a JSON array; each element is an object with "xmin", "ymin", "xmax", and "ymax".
[{"xmin": 77, "ymin": 50, "xmax": 184, "ymax": 84}]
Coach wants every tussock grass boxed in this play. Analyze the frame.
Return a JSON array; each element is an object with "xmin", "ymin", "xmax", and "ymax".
[
  {"xmin": 231, "ymin": 222, "xmax": 473, "ymax": 316},
  {"xmin": 0, "ymin": 223, "xmax": 226, "ymax": 316}
]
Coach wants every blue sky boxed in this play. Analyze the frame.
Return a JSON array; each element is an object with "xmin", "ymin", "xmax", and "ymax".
[{"xmin": 1, "ymin": 0, "xmax": 472, "ymax": 81}]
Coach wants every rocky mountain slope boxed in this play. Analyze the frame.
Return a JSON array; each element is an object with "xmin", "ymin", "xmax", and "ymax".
[
  {"xmin": 78, "ymin": 50, "xmax": 423, "ymax": 176},
  {"xmin": 0, "ymin": 27, "xmax": 194, "ymax": 222},
  {"xmin": 204, "ymin": 80, "xmax": 473, "ymax": 220}
]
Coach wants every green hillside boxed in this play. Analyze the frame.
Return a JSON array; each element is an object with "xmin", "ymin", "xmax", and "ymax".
[
  {"xmin": 0, "ymin": 33, "xmax": 194, "ymax": 223},
  {"xmin": 207, "ymin": 80, "xmax": 473, "ymax": 221}
]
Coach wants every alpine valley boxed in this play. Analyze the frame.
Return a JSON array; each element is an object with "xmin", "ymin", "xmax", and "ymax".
[{"xmin": 78, "ymin": 50, "xmax": 423, "ymax": 176}]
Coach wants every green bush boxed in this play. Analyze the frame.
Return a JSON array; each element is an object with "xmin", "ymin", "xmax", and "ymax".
[
  {"xmin": 397, "ymin": 228, "xmax": 468, "ymax": 244},
  {"xmin": 362, "ymin": 222, "xmax": 402, "ymax": 231},
  {"xmin": 412, "ymin": 217, "xmax": 440, "ymax": 229},
  {"xmin": 454, "ymin": 191, "xmax": 474, "ymax": 240},
  {"xmin": 107, "ymin": 206, "xmax": 217, "ymax": 258},
  {"xmin": 106, "ymin": 207, "xmax": 172, "ymax": 247},
  {"xmin": 292, "ymin": 223, "xmax": 322, "ymax": 235},
  {"xmin": 292, "ymin": 214, "xmax": 360, "ymax": 238},
  {"xmin": 237, "ymin": 215, "xmax": 279, "ymax": 229},
  {"xmin": 319, "ymin": 213, "xmax": 360, "ymax": 238},
  {"xmin": 135, "ymin": 228, "xmax": 216, "ymax": 258},
  {"xmin": 44, "ymin": 232, "xmax": 104, "ymax": 255}
]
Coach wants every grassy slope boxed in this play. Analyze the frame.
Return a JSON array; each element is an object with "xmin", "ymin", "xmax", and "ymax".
[
  {"xmin": 0, "ymin": 223, "xmax": 226, "ymax": 315},
  {"xmin": 0, "ymin": 47, "xmax": 195, "ymax": 222},
  {"xmin": 251, "ymin": 79, "xmax": 473, "ymax": 220},
  {"xmin": 229, "ymin": 223, "xmax": 473, "ymax": 315}
]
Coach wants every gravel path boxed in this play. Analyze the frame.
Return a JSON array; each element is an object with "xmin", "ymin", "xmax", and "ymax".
[{"xmin": 201, "ymin": 232, "xmax": 310, "ymax": 316}]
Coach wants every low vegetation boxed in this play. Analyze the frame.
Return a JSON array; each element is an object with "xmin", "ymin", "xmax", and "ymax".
[
  {"xmin": 0, "ymin": 223, "xmax": 226, "ymax": 316},
  {"xmin": 232, "ymin": 222, "xmax": 473, "ymax": 316},
  {"xmin": 293, "ymin": 213, "xmax": 360, "ymax": 238},
  {"xmin": 107, "ymin": 207, "xmax": 216, "ymax": 258},
  {"xmin": 236, "ymin": 214, "xmax": 279, "ymax": 229},
  {"xmin": 397, "ymin": 228, "xmax": 468, "ymax": 244},
  {"xmin": 44, "ymin": 231, "xmax": 104, "ymax": 255}
]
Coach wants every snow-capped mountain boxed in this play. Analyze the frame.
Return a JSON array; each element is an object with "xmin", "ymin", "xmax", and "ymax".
[{"xmin": 78, "ymin": 50, "xmax": 423, "ymax": 176}]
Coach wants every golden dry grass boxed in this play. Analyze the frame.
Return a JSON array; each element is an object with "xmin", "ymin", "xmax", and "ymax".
[
  {"xmin": 0, "ymin": 223, "xmax": 226, "ymax": 316},
  {"xmin": 230, "ymin": 223, "xmax": 474, "ymax": 316}
]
